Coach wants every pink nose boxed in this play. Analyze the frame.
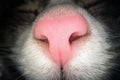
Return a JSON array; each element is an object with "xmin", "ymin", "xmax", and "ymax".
[{"xmin": 33, "ymin": 13, "xmax": 88, "ymax": 65}]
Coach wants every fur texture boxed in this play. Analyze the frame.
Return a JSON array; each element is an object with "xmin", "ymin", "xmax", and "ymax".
[{"xmin": 0, "ymin": 0, "xmax": 120, "ymax": 80}]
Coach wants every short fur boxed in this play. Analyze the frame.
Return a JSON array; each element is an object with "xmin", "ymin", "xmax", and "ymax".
[{"xmin": 0, "ymin": 0, "xmax": 120, "ymax": 80}]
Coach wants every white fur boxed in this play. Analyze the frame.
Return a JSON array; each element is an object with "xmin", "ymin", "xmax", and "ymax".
[
  {"xmin": 63, "ymin": 8, "xmax": 113, "ymax": 80},
  {"xmin": 12, "ymin": 7, "xmax": 113, "ymax": 80}
]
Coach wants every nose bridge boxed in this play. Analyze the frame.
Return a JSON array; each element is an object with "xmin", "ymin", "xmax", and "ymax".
[{"xmin": 48, "ymin": 30, "xmax": 72, "ymax": 65}]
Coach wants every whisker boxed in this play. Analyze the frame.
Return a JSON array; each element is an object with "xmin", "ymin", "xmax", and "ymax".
[
  {"xmin": 108, "ymin": 35, "xmax": 120, "ymax": 39},
  {"xmin": 15, "ymin": 74, "xmax": 26, "ymax": 80},
  {"xmin": 0, "ymin": 44, "xmax": 13, "ymax": 48}
]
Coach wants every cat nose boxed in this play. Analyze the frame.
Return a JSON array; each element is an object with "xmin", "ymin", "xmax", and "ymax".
[{"xmin": 33, "ymin": 13, "xmax": 88, "ymax": 66}]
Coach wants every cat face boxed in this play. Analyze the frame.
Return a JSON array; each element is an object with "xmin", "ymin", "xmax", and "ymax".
[
  {"xmin": 1, "ymin": 0, "xmax": 120, "ymax": 80},
  {"xmin": 12, "ymin": 2, "xmax": 114, "ymax": 80}
]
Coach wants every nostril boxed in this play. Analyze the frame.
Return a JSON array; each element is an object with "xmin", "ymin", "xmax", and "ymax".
[
  {"xmin": 40, "ymin": 38, "xmax": 49, "ymax": 43},
  {"xmin": 69, "ymin": 32, "xmax": 82, "ymax": 44},
  {"xmin": 36, "ymin": 35, "xmax": 49, "ymax": 44}
]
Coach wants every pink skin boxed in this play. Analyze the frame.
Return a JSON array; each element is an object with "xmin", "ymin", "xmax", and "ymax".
[{"xmin": 34, "ymin": 14, "xmax": 88, "ymax": 66}]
